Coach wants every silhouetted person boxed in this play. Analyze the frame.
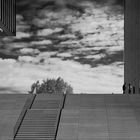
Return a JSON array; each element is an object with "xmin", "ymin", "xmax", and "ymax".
[
  {"xmin": 28, "ymin": 81, "xmax": 39, "ymax": 94},
  {"xmin": 133, "ymin": 86, "xmax": 135, "ymax": 94},
  {"xmin": 122, "ymin": 82, "xmax": 126, "ymax": 94},
  {"xmin": 128, "ymin": 83, "xmax": 132, "ymax": 94},
  {"xmin": 36, "ymin": 82, "xmax": 41, "ymax": 94}
]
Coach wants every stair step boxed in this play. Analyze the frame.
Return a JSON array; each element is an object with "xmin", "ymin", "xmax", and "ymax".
[
  {"xmin": 14, "ymin": 94, "xmax": 64, "ymax": 140},
  {"xmin": 14, "ymin": 109, "xmax": 60, "ymax": 140}
]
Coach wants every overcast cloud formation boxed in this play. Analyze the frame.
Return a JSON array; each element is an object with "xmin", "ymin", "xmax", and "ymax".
[{"xmin": 0, "ymin": 0, "xmax": 124, "ymax": 93}]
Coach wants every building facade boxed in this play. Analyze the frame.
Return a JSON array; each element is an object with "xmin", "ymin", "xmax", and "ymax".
[{"xmin": 124, "ymin": 0, "xmax": 140, "ymax": 94}]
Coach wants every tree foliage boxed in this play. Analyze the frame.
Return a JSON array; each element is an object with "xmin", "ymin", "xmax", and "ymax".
[{"xmin": 29, "ymin": 77, "xmax": 73, "ymax": 94}]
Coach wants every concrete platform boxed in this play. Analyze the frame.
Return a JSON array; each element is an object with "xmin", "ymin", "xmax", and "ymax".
[{"xmin": 56, "ymin": 94, "xmax": 140, "ymax": 140}]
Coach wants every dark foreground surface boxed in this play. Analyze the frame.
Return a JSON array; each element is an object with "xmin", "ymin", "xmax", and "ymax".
[{"xmin": 0, "ymin": 93, "xmax": 140, "ymax": 140}]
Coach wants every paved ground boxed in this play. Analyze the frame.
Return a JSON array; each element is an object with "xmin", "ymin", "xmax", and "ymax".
[{"xmin": 57, "ymin": 94, "xmax": 140, "ymax": 140}]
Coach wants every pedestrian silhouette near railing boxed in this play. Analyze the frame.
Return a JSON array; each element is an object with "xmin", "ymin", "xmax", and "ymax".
[
  {"xmin": 123, "ymin": 83, "xmax": 136, "ymax": 94},
  {"xmin": 133, "ymin": 86, "xmax": 135, "ymax": 94},
  {"xmin": 128, "ymin": 83, "xmax": 132, "ymax": 94},
  {"xmin": 122, "ymin": 82, "xmax": 126, "ymax": 94},
  {"xmin": 28, "ymin": 81, "xmax": 40, "ymax": 94}
]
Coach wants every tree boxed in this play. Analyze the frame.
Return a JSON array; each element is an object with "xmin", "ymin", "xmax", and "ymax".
[{"xmin": 29, "ymin": 77, "xmax": 73, "ymax": 94}]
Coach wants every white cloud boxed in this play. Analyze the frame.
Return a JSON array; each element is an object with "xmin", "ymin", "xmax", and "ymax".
[
  {"xmin": 16, "ymin": 32, "xmax": 31, "ymax": 39},
  {"xmin": 19, "ymin": 48, "xmax": 40, "ymax": 55},
  {"xmin": 37, "ymin": 28, "xmax": 63, "ymax": 36},
  {"xmin": 0, "ymin": 58, "xmax": 123, "ymax": 94},
  {"xmin": 30, "ymin": 40, "xmax": 52, "ymax": 45}
]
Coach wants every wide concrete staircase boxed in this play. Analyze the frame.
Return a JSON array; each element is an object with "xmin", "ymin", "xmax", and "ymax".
[
  {"xmin": 14, "ymin": 109, "xmax": 60, "ymax": 140},
  {"xmin": 14, "ymin": 94, "xmax": 65, "ymax": 140}
]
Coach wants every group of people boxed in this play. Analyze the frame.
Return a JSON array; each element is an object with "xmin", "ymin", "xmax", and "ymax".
[{"xmin": 122, "ymin": 83, "xmax": 135, "ymax": 94}]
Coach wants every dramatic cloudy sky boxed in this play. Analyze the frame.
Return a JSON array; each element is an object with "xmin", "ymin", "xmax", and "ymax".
[{"xmin": 0, "ymin": 0, "xmax": 124, "ymax": 94}]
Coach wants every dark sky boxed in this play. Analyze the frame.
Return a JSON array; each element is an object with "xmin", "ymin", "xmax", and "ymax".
[{"xmin": 16, "ymin": 0, "xmax": 124, "ymax": 13}]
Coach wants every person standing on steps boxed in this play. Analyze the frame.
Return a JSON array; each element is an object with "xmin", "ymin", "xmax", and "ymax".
[
  {"xmin": 128, "ymin": 83, "xmax": 132, "ymax": 94},
  {"xmin": 122, "ymin": 82, "xmax": 126, "ymax": 94},
  {"xmin": 133, "ymin": 86, "xmax": 135, "ymax": 94},
  {"xmin": 28, "ymin": 81, "xmax": 39, "ymax": 94}
]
